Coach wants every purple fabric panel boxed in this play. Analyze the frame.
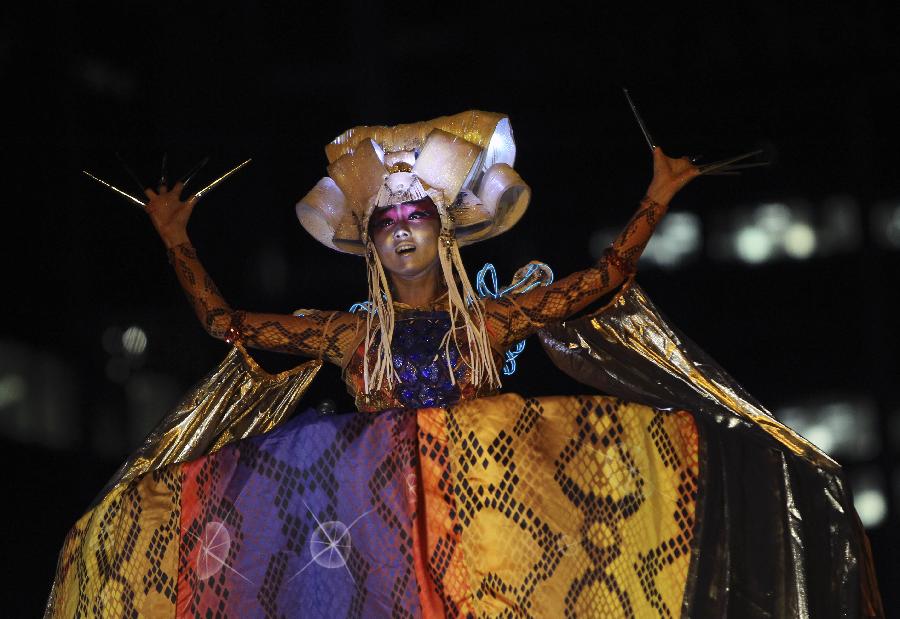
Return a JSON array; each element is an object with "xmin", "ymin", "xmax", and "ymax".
[{"xmin": 179, "ymin": 408, "xmax": 423, "ymax": 618}]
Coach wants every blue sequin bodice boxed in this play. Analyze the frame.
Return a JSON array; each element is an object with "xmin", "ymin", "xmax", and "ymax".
[
  {"xmin": 345, "ymin": 308, "xmax": 494, "ymax": 412},
  {"xmin": 391, "ymin": 311, "xmax": 466, "ymax": 409}
]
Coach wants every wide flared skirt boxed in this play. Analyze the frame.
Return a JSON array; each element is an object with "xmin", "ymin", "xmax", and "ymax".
[{"xmin": 47, "ymin": 394, "xmax": 699, "ymax": 618}]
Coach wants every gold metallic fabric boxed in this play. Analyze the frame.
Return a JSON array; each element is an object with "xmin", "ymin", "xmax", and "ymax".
[
  {"xmin": 543, "ymin": 283, "xmax": 835, "ymax": 469},
  {"xmin": 539, "ymin": 283, "xmax": 884, "ymax": 617},
  {"xmin": 325, "ymin": 110, "xmax": 508, "ymax": 164},
  {"xmin": 92, "ymin": 343, "xmax": 321, "ymax": 506}
]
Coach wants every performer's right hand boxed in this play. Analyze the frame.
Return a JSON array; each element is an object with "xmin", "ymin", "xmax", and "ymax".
[{"xmin": 144, "ymin": 182, "xmax": 197, "ymax": 248}]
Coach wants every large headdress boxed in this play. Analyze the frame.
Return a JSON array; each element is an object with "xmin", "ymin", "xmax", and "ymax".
[
  {"xmin": 296, "ymin": 110, "xmax": 529, "ymax": 252},
  {"xmin": 296, "ymin": 111, "xmax": 531, "ymax": 394}
]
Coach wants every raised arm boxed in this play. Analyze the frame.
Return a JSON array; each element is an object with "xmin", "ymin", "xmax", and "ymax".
[
  {"xmin": 145, "ymin": 183, "xmax": 360, "ymax": 365},
  {"xmin": 484, "ymin": 147, "xmax": 698, "ymax": 349}
]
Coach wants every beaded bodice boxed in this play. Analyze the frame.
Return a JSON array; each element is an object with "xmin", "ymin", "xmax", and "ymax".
[{"xmin": 344, "ymin": 307, "xmax": 499, "ymax": 413}]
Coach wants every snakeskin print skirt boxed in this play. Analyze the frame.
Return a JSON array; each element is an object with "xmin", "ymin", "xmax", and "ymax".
[{"xmin": 46, "ymin": 393, "xmax": 698, "ymax": 618}]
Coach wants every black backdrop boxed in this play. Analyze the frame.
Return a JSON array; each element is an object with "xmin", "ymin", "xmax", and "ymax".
[{"xmin": 3, "ymin": 2, "xmax": 898, "ymax": 615}]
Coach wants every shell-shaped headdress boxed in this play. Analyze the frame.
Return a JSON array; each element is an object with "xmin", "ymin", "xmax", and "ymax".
[{"xmin": 296, "ymin": 110, "xmax": 530, "ymax": 254}]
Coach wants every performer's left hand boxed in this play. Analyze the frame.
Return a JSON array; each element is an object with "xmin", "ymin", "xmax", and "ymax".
[{"xmin": 644, "ymin": 147, "xmax": 700, "ymax": 206}]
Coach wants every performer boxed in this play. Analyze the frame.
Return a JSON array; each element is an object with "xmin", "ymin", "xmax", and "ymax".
[{"xmin": 47, "ymin": 111, "xmax": 882, "ymax": 618}]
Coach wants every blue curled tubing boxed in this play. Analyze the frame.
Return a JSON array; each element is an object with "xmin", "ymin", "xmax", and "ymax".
[{"xmin": 475, "ymin": 262, "xmax": 554, "ymax": 375}]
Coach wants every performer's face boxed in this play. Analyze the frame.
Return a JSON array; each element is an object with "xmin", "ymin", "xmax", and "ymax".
[{"xmin": 369, "ymin": 198, "xmax": 441, "ymax": 279}]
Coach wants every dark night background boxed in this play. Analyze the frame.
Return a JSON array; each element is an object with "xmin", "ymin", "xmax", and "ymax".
[{"xmin": 2, "ymin": 2, "xmax": 899, "ymax": 615}]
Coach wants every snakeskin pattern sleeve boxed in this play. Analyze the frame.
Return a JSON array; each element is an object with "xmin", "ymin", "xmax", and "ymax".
[
  {"xmin": 484, "ymin": 196, "xmax": 667, "ymax": 349},
  {"xmin": 166, "ymin": 242, "xmax": 361, "ymax": 365}
]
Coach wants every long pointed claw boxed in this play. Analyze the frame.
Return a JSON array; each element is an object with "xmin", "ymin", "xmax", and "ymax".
[
  {"xmin": 159, "ymin": 152, "xmax": 168, "ymax": 187},
  {"xmin": 710, "ymin": 160, "xmax": 771, "ymax": 172},
  {"xmin": 623, "ymin": 88, "xmax": 656, "ymax": 151},
  {"xmin": 179, "ymin": 156, "xmax": 210, "ymax": 187},
  {"xmin": 82, "ymin": 170, "xmax": 147, "ymax": 208},
  {"xmin": 115, "ymin": 151, "xmax": 148, "ymax": 194},
  {"xmin": 697, "ymin": 149, "xmax": 764, "ymax": 175},
  {"xmin": 193, "ymin": 158, "xmax": 252, "ymax": 200}
]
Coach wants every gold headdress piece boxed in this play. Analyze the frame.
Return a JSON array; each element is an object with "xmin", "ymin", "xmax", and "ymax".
[{"xmin": 296, "ymin": 110, "xmax": 531, "ymax": 394}]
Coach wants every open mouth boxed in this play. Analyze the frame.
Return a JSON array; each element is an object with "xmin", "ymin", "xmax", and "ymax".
[{"xmin": 396, "ymin": 244, "xmax": 416, "ymax": 255}]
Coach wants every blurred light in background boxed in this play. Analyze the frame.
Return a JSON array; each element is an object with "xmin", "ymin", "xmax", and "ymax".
[
  {"xmin": 778, "ymin": 396, "xmax": 891, "ymax": 529},
  {"xmin": 851, "ymin": 468, "xmax": 888, "ymax": 528},
  {"xmin": 103, "ymin": 324, "xmax": 148, "ymax": 383},
  {"xmin": 588, "ymin": 194, "xmax": 876, "ymax": 271},
  {"xmin": 0, "ymin": 327, "xmax": 182, "ymax": 456},
  {"xmin": 0, "ymin": 373, "xmax": 26, "ymax": 408},
  {"xmin": 644, "ymin": 212, "xmax": 702, "ymax": 268},
  {"xmin": 590, "ymin": 211, "xmax": 702, "ymax": 269},
  {"xmin": 783, "ymin": 222, "xmax": 817, "ymax": 259},
  {"xmin": 734, "ymin": 224, "xmax": 775, "ymax": 263},
  {"xmin": 710, "ymin": 196, "xmax": 861, "ymax": 265},
  {"xmin": 871, "ymin": 199, "xmax": 900, "ymax": 248},
  {"xmin": 777, "ymin": 395, "xmax": 879, "ymax": 460},
  {"xmin": 122, "ymin": 325, "xmax": 148, "ymax": 356},
  {"xmin": 0, "ymin": 340, "xmax": 79, "ymax": 449},
  {"xmin": 93, "ymin": 322, "xmax": 180, "ymax": 455},
  {"xmin": 819, "ymin": 195, "xmax": 863, "ymax": 253}
]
